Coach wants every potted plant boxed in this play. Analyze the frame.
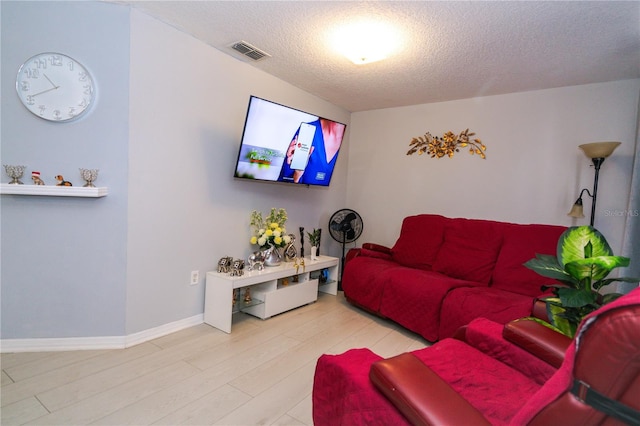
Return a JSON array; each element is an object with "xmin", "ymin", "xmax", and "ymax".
[
  {"xmin": 524, "ymin": 225, "xmax": 638, "ymax": 337},
  {"xmin": 307, "ymin": 228, "xmax": 321, "ymax": 260}
]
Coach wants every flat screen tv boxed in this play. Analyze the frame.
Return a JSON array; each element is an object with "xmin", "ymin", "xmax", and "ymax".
[{"xmin": 234, "ymin": 96, "xmax": 347, "ymax": 187}]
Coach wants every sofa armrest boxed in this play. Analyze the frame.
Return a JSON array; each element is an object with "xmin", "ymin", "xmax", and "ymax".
[
  {"xmin": 502, "ymin": 319, "xmax": 571, "ymax": 369},
  {"xmin": 370, "ymin": 353, "xmax": 491, "ymax": 426},
  {"xmin": 345, "ymin": 243, "xmax": 393, "ymax": 265},
  {"xmin": 363, "ymin": 242, "xmax": 392, "ymax": 254}
]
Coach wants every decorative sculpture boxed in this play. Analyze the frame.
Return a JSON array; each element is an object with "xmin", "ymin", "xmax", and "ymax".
[
  {"xmin": 31, "ymin": 171, "xmax": 45, "ymax": 185},
  {"xmin": 407, "ymin": 129, "xmax": 486, "ymax": 159},
  {"xmin": 229, "ymin": 259, "xmax": 245, "ymax": 277},
  {"xmin": 284, "ymin": 233, "xmax": 297, "ymax": 262},
  {"xmin": 55, "ymin": 175, "xmax": 73, "ymax": 186},
  {"xmin": 4, "ymin": 165, "xmax": 26, "ymax": 185},
  {"xmin": 247, "ymin": 251, "xmax": 265, "ymax": 271},
  {"xmin": 217, "ymin": 256, "xmax": 233, "ymax": 273}
]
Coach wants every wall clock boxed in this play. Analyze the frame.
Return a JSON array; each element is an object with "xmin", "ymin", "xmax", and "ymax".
[{"xmin": 15, "ymin": 52, "xmax": 95, "ymax": 122}]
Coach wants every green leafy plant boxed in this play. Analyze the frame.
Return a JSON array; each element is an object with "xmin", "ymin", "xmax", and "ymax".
[
  {"xmin": 524, "ymin": 225, "xmax": 638, "ymax": 337},
  {"xmin": 307, "ymin": 228, "xmax": 321, "ymax": 247}
]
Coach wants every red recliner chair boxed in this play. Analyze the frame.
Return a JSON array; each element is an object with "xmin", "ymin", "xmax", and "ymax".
[
  {"xmin": 313, "ymin": 287, "xmax": 640, "ymax": 425},
  {"xmin": 370, "ymin": 287, "xmax": 640, "ymax": 425}
]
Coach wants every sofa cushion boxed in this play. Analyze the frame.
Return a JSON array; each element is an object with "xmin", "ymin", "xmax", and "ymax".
[
  {"xmin": 342, "ymin": 256, "xmax": 398, "ymax": 313},
  {"xmin": 438, "ymin": 286, "xmax": 536, "ymax": 339},
  {"xmin": 377, "ymin": 268, "xmax": 483, "ymax": 342},
  {"xmin": 491, "ymin": 223, "xmax": 566, "ymax": 296},
  {"xmin": 432, "ymin": 218, "xmax": 504, "ymax": 284},
  {"xmin": 410, "ymin": 339, "xmax": 541, "ymax": 425},
  {"xmin": 391, "ymin": 214, "xmax": 448, "ymax": 270}
]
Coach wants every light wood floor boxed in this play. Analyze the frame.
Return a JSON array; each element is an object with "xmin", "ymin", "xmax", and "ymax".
[{"xmin": 1, "ymin": 292, "xmax": 428, "ymax": 425}]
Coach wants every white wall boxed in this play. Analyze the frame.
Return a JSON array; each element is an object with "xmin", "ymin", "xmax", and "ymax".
[
  {"xmin": 347, "ymin": 80, "xmax": 640, "ymax": 263},
  {"xmin": 125, "ymin": 10, "xmax": 350, "ymax": 334}
]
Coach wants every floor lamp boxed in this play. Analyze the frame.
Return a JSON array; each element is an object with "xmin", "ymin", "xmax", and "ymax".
[{"xmin": 567, "ymin": 141, "xmax": 621, "ymax": 226}]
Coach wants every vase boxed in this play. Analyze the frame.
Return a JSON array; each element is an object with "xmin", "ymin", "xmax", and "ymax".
[{"xmin": 263, "ymin": 245, "xmax": 283, "ymax": 267}]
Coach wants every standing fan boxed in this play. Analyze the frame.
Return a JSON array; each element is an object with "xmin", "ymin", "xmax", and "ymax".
[{"xmin": 328, "ymin": 209, "xmax": 363, "ymax": 288}]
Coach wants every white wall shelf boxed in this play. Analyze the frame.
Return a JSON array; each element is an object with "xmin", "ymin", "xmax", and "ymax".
[{"xmin": 0, "ymin": 184, "xmax": 108, "ymax": 197}]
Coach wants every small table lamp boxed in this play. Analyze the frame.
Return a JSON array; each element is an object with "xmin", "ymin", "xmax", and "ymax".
[{"xmin": 568, "ymin": 141, "xmax": 621, "ymax": 226}]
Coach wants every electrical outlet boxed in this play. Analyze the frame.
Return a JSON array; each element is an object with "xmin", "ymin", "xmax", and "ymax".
[{"xmin": 190, "ymin": 270, "xmax": 199, "ymax": 286}]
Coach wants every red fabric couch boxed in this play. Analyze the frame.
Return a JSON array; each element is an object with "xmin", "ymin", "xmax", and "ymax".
[{"xmin": 342, "ymin": 214, "xmax": 566, "ymax": 341}]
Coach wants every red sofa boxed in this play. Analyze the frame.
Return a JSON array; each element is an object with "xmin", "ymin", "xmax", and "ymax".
[
  {"xmin": 313, "ymin": 287, "xmax": 640, "ymax": 426},
  {"xmin": 342, "ymin": 214, "xmax": 566, "ymax": 341}
]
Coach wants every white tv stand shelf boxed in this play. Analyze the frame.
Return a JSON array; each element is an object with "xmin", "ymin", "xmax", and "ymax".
[{"xmin": 204, "ymin": 255, "xmax": 339, "ymax": 333}]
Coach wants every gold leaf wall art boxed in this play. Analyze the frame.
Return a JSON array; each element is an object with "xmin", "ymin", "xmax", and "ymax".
[{"xmin": 407, "ymin": 129, "xmax": 486, "ymax": 159}]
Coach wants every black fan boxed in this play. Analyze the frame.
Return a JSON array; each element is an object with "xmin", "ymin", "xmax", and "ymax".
[{"xmin": 328, "ymin": 209, "xmax": 363, "ymax": 288}]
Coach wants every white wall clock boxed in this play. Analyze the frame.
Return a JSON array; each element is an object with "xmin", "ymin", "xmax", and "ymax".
[{"xmin": 15, "ymin": 52, "xmax": 95, "ymax": 122}]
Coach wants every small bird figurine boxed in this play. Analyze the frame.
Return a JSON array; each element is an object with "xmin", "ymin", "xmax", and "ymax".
[
  {"xmin": 31, "ymin": 171, "xmax": 45, "ymax": 185},
  {"xmin": 55, "ymin": 175, "xmax": 72, "ymax": 186}
]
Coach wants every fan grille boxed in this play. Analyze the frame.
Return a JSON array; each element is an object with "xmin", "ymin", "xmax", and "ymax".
[{"xmin": 329, "ymin": 209, "xmax": 363, "ymax": 243}]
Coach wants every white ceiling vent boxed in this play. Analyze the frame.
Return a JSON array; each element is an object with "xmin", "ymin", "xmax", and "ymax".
[{"xmin": 230, "ymin": 41, "xmax": 271, "ymax": 61}]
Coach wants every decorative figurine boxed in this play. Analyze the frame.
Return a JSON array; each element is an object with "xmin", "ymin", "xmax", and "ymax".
[
  {"xmin": 292, "ymin": 259, "xmax": 300, "ymax": 282},
  {"xmin": 4, "ymin": 165, "xmax": 26, "ymax": 184},
  {"xmin": 247, "ymin": 251, "xmax": 265, "ymax": 271},
  {"xmin": 217, "ymin": 256, "xmax": 233, "ymax": 273},
  {"xmin": 233, "ymin": 288, "xmax": 239, "ymax": 307},
  {"xmin": 229, "ymin": 259, "xmax": 245, "ymax": 276},
  {"xmin": 55, "ymin": 175, "xmax": 72, "ymax": 186},
  {"xmin": 31, "ymin": 171, "xmax": 45, "ymax": 185},
  {"xmin": 299, "ymin": 226, "xmax": 305, "ymax": 258},
  {"xmin": 79, "ymin": 168, "xmax": 99, "ymax": 187},
  {"xmin": 244, "ymin": 287, "xmax": 252, "ymax": 303},
  {"xmin": 284, "ymin": 233, "xmax": 297, "ymax": 262}
]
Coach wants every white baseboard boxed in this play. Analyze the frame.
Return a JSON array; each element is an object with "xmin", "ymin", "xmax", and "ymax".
[{"xmin": 0, "ymin": 314, "xmax": 204, "ymax": 353}]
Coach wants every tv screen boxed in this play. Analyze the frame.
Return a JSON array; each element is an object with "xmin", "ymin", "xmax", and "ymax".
[{"xmin": 234, "ymin": 96, "xmax": 347, "ymax": 187}]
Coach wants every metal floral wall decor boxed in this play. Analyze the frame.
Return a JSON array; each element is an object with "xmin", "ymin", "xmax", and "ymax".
[{"xmin": 407, "ymin": 129, "xmax": 486, "ymax": 159}]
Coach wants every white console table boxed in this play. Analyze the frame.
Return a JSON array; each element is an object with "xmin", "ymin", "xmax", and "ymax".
[{"xmin": 204, "ymin": 255, "xmax": 339, "ymax": 333}]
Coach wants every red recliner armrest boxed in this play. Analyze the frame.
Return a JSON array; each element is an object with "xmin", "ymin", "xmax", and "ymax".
[
  {"xmin": 503, "ymin": 319, "xmax": 571, "ymax": 369},
  {"xmin": 369, "ymin": 353, "xmax": 491, "ymax": 426}
]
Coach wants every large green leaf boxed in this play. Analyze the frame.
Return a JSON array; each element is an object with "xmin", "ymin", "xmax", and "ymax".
[
  {"xmin": 544, "ymin": 298, "xmax": 578, "ymax": 337},
  {"xmin": 564, "ymin": 255, "xmax": 630, "ymax": 283},
  {"xmin": 594, "ymin": 276, "xmax": 640, "ymax": 290},
  {"xmin": 556, "ymin": 287, "xmax": 598, "ymax": 307},
  {"xmin": 557, "ymin": 226, "xmax": 613, "ymax": 267},
  {"xmin": 523, "ymin": 254, "xmax": 576, "ymax": 283}
]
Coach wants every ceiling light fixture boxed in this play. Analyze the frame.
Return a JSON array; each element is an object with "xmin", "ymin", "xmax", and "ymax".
[{"xmin": 330, "ymin": 20, "xmax": 402, "ymax": 65}]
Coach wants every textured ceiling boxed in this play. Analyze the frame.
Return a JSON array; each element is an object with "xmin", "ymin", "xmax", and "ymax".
[{"xmin": 114, "ymin": 1, "xmax": 640, "ymax": 112}]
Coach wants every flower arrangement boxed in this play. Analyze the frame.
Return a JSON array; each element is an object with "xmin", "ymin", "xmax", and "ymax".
[
  {"xmin": 250, "ymin": 208, "xmax": 291, "ymax": 249},
  {"xmin": 407, "ymin": 128, "xmax": 486, "ymax": 159}
]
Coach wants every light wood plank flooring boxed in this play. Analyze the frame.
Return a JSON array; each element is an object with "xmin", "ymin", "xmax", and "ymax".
[{"xmin": 1, "ymin": 292, "xmax": 428, "ymax": 425}]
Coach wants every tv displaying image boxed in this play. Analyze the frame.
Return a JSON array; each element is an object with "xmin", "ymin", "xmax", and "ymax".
[{"xmin": 234, "ymin": 96, "xmax": 347, "ymax": 187}]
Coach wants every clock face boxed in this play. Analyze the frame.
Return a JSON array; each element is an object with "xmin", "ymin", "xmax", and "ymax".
[{"xmin": 15, "ymin": 52, "xmax": 95, "ymax": 122}]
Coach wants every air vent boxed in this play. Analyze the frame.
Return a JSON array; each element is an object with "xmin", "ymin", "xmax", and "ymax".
[{"xmin": 230, "ymin": 41, "xmax": 271, "ymax": 61}]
